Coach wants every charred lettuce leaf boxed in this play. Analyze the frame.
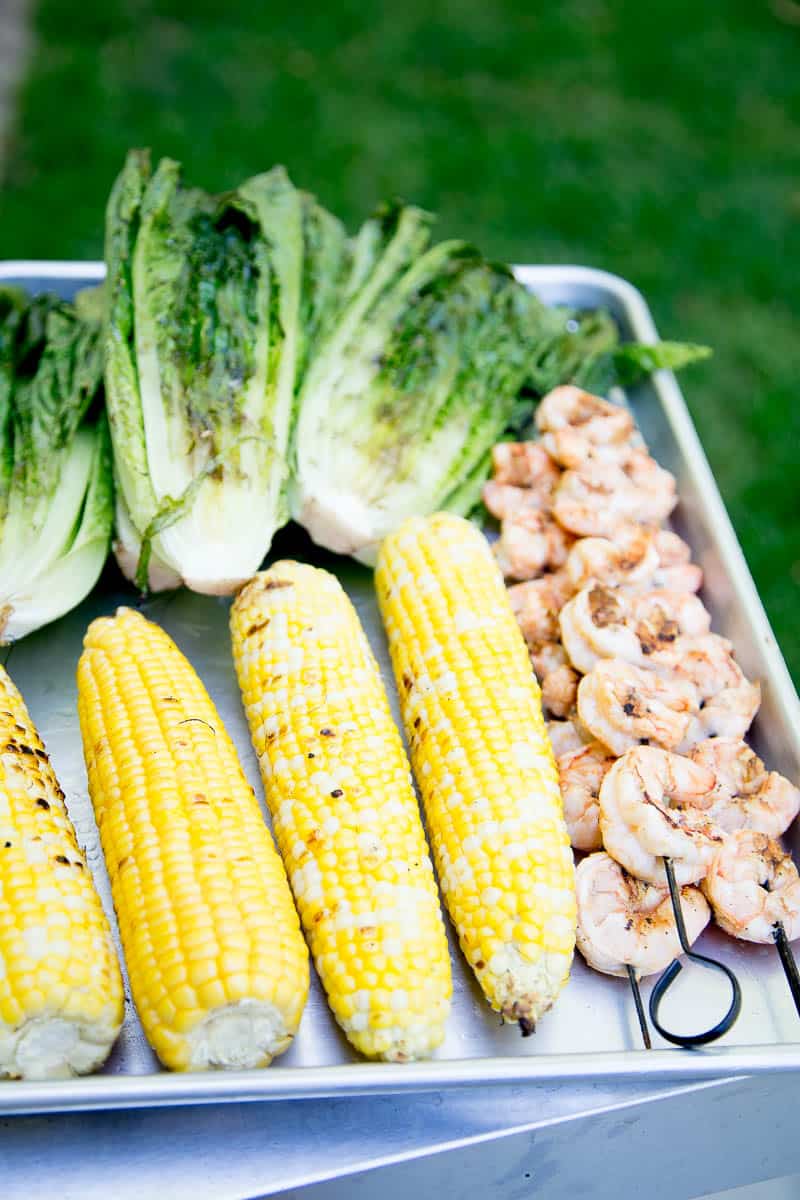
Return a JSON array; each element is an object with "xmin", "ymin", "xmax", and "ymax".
[{"xmin": 0, "ymin": 292, "xmax": 112, "ymax": 642}]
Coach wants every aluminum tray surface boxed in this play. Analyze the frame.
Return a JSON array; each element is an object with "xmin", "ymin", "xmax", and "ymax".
[{"xmin": 1, "ymin": 261, "xmax": 799, "ymax": 1116}]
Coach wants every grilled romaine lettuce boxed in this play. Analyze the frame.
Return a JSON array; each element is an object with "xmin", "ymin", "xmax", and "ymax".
[
  {"xmin": 104, "ymin": 151, "xmax": 304, "ymax": 593},
  {"xmin": 291, "ymin": 204, "xmax": 575, "ymax": 562},
  {"xmin": 0, "ymin": 288, "xmax": 112, "ymax": 642}
]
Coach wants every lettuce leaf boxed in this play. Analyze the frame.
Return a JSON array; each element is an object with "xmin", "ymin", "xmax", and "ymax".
[{"xmin": 0, "ymin": 295, "xmax": 112, "ymax": 642}]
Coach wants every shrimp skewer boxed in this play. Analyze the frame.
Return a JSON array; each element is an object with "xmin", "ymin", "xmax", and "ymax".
[
  {"xmin": 576, "ymin": 851, "xmax": 717, "ymax": 1049},
  {"xmin": 702, "ymin": 831, "xmax": 800, "ymax": 943},
  {"xmin": 597, "ymin": 749, "xmax": 742, "ymax": 1046},
  {"xmin": 689, "ymin": 738, "xmax": 800, "ymax": 837},
  {"xmin": 702, "ymin": 830, "xmax": 800, "ymax": 1018},
  {"xmin": 598, "ymin": 746, "xmax": 722, "ymax": 886},
  {"xmin": 576, "ymin": 852, "xmax": 710, "ymax": 978},
  {"xmin": 566, "ymin": 528, "xmax": 661, "ymax": 591}
]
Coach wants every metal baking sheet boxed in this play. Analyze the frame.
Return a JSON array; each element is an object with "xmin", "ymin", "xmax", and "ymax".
[{"xmin": 1, "ymin": 260, "xmax": 799, "ymax": 1116}]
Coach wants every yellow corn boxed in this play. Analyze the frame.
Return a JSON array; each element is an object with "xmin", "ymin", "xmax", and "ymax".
[
  {"xmin": 0, "ymin": 666, "xmax": 122, "ymax": 1079},
  {"xmin": 376, "ymin": 513, "xmax": 576, "ymax": 1030},
  {"xmin": 230, "ymin": 563, "xmax": 452, "ymax": 1061},
  {"xmin": 76, "ymin": 607, "xmax": 309, "ymax": 1072}
]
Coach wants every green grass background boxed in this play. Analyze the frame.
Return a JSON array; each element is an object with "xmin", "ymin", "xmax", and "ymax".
[{"xmin": 1, "ymin": 0, "xmax": 798, "ymax": 678}]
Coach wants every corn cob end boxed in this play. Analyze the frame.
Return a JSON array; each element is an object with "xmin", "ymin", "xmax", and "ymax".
[
  {"xmin": 174, "ymin": 1001, "xmax": 298, "ymax": 1071},
  {"xmin": 480, "ymin": 944, "xmax": 574, "ymax": 1032},
  {"xmin": 0, "ymin": 1012, "xmax": 121, "ymax": 1082}
]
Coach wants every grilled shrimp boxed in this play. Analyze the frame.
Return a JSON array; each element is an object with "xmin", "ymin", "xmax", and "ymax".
[
  {"xmin": 531, "ymin": 641, "xmax": 569, "ymax": 679},
  {"xmin": 694, "ymin": 682, "xmax": 762, "ymax": 742},
  {"xmin": 652, "ymin": 562, "xmax": 704, "ymax": 593},
  {"xmin": 559, "ymin": 584, "xmax": 644, "ymax": 674},
  {"xmin": 577, "ymin": 660, "xmax": 699, "ymax": 756},
  {"xmin": 541, "ymin": 664, "xmax": 580, "ymax": 719},
  {"xmin": 547, "ymin": 718, "xmax": 588, "ymax": 758},
  {"xmin": 494, "ymin": 510, "xmax": 574, "ymax": 580},
  {"xmin": 689, "ymin": 738, "xmax": 800, "ymax": 838},
  {"xmin": 566, "ymin": 528, "xmax": 702, "ymax": 595},
  {"xmin": 507, "ymin": 572, "xmax": 574, "ymax": 647},
  {"xmin": 622, "ymin": 452, "xmax": 678, "ymax": 522},
  {"xmin": 648, "ymin": 534, "xmax": 705, "ymax": 592},
  {"xmin": 536, "ymin": 386, "xmax": 635, "ymax": 439},
  {"xmin": 652, "ymin": 529, "xmax": 692, "ymax": 566},
  {"xmin": 557, "ymin": 741, "xmax": 616, "ymax": 851},
  {"xmin": 483, "ymin": 482, "xmax": 551, "ymax": 521},
  {"xmin": 702, "ymin": 830, "xmax": 800, "ymax": 943},
  {"xmin": 652, "ymin": 633, "xmax": 741, "ymax": 695},
  {"xmin": 552, "ymin": 465, "xmax": 646, "ymax": 537},
  {"xmin": 491, "ymin": 441, "xmax": 561, "ymax": 489},
  {"xmin": 565, "ymin": 529, "xmax": 660, "ymax": 591},
  {"xmin": 535, "ymin": 386, "xmax": 639, "ymax": 468},
  {"xmin": 553, "ymin": 457, "xmax": 676, "ymax": 538},
  {"xmin": 599, "ymin": 747, "xmax": 722, "ymax": 886},
  {"xmin": 560, "ymin": 583, "xmax": 713, "ymax": 675},
  {"xmin": 599, "ymin": 770, "xmax": 683, "ymax": 886},
  {"xmin": 576, "ymin": 852, "xmax": 710, "ymax": 977},
  {"xmin": 651, "ymin": 634, "xmax": 761, "ymax": 742},
  {"xmin": 631, "ymin": 591, "xmax": 712, "ymax": 653}
]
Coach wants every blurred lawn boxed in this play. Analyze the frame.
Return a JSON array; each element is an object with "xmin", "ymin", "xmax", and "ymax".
[{"xmin": 1, "ymin": 0, "xmax": 798, "ymax": 678}]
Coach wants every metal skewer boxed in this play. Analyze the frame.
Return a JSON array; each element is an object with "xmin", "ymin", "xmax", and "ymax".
[
  {"xmin": 772, "ymin": 921, "xmax": 800, "ymax": 1016},
  {"xmin": 649, "ymin": 856, "xmax": 742, "ymax": 1047},
  {"xmin": 755, "ymin": 877, "xmax": 800, "ymax": 1016},
  {"xmin": 625, "ymin": 964, "xmax": 652, "ymax": 1049}
]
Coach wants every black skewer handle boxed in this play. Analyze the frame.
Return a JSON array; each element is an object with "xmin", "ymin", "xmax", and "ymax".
[{"xmin": 648, "ymin": 856, "xmax": 742, "ymax": 1048}]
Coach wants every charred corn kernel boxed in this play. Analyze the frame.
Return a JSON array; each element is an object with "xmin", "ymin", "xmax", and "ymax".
[
  {"xmin": 230, "ymin": 563, "xmax": 452, "ymax": 1062},
  {"xmin": 0, "ymin": 666, "xmax": 123, "ymax": 1079},
  {"xmin": 376, "ymin": 513, "xmax": 576, "ymax": 1030},
  {"xmin": 76, "ymin": 608, "xmax": 309, "ymax": 1072}
]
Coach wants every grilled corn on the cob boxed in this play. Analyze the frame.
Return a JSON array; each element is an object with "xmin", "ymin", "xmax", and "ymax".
[
  {"xmin": 230, "ymin": 563, "xmax": 452, "ymax": 1061},
  {"xmin": 76, "ymin": 608, "xmax": 309, "ymax": 1072},
  {"xmin": 0, "ymin": 666, "xmax": 123, "ymax": 1079},
  {"xmin": 376, "ymin": 513, "xmax": 576, "ymax": 1030}
]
